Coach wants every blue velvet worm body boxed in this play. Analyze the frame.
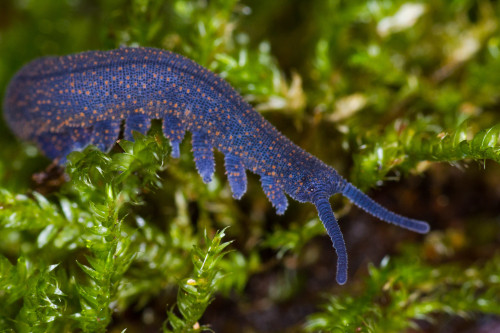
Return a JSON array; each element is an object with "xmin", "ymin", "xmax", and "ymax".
[{"xmin": 3, "ymin": 47, "xmax": 430, "ymax": 284}]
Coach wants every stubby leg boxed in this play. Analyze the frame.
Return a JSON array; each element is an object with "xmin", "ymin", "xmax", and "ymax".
[
  {"xmin": 124, "ymin": 114, "xmax": 150, "ymax": 140},
  {"xmin": 162, "ymin": 114, "xmax": 185, "ymax": 158},
  {"xmin": 192, "ymin": 131, "xmax": 215, "ymax": 183},
  {"xmin": 260, "ymin": 175, "xmax": 288, "ymax": 214},
  {"xmin": 37, "ymin": 126, "xmax": 93, "ymax": 164},
  {"xmin": 224, "ymin": 153, "xmax": 247, "ymax": 199},
  {"xmin": 91, "ymin": 121, "xmax": 121, "ymax": 152}
]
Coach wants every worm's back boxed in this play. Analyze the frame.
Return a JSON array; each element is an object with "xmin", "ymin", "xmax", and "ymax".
[
  {"xmin": 5, "ymin": 47, "xmax": 241, "ymax": 141},
  {"xmin": 3, "ymin": 47, "xmax": 320, "ymax": 187}
]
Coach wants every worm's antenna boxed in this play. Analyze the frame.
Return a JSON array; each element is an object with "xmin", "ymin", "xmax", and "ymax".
[
  {"xmin": 342, "ymin": 182, "xmax": 430, "ymax": 234},
  {"xmin": 314, "ymin": 195, "xmax": 348, "ymax": 285}
]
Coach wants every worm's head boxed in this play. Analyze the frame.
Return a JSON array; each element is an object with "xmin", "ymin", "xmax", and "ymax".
[
  {"xmin": 284, "ymin": 158, "xmax": 349, "ymax": 284},
  {"xmin": 289, "ymin": 160, "xmax": 344, "ymax": 203}
]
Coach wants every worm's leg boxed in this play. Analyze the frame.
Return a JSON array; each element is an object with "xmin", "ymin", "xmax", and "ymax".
[
  {"xmin": 224, "ymin": 153, "xmax": 247, "ymax": 199},
  {"xmin": 260, "ymin": 175, "xmax": 288, "ymax": 214},
  {"xmin": 192, "ymin": 131, "xmax": 215, "ymax": 183}
]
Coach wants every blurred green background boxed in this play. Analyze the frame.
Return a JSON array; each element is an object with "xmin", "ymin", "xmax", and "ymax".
[{"xmin": 1, "ymin": 0, "xmax": 500, "ymax": 332}]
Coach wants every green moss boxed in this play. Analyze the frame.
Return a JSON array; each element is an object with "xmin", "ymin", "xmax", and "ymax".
[{"xmin": 305, "ymin": 248, "xmax": 500, "ymax": 332}]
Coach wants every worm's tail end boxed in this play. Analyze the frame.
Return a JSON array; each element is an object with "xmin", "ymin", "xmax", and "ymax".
[
  {"xmin": 314, "ymin": 196, "xmax": 348, "ymax": 285},
  {"xmin": 342, "ymin": 182, "xmax": 430, "ymax": 234}
]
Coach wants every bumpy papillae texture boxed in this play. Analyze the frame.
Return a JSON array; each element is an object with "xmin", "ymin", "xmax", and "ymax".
[{"xmin": 4, "ymin": 47, "xmax": 430, "ymax": 284}]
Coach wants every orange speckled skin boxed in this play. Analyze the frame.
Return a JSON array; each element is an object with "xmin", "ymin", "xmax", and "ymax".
[
  {"xmin": 3, "ymin": 47, "xmax": 429, "ymax": 285},
  {"xmin": 4, "ymin": 47, "xmax": 340, "ymax": 205}
]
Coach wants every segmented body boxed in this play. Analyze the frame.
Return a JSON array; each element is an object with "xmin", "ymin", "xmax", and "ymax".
[{"xmin": 4, "ymin": 47, "xmax": 430, "ymax": 284}]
